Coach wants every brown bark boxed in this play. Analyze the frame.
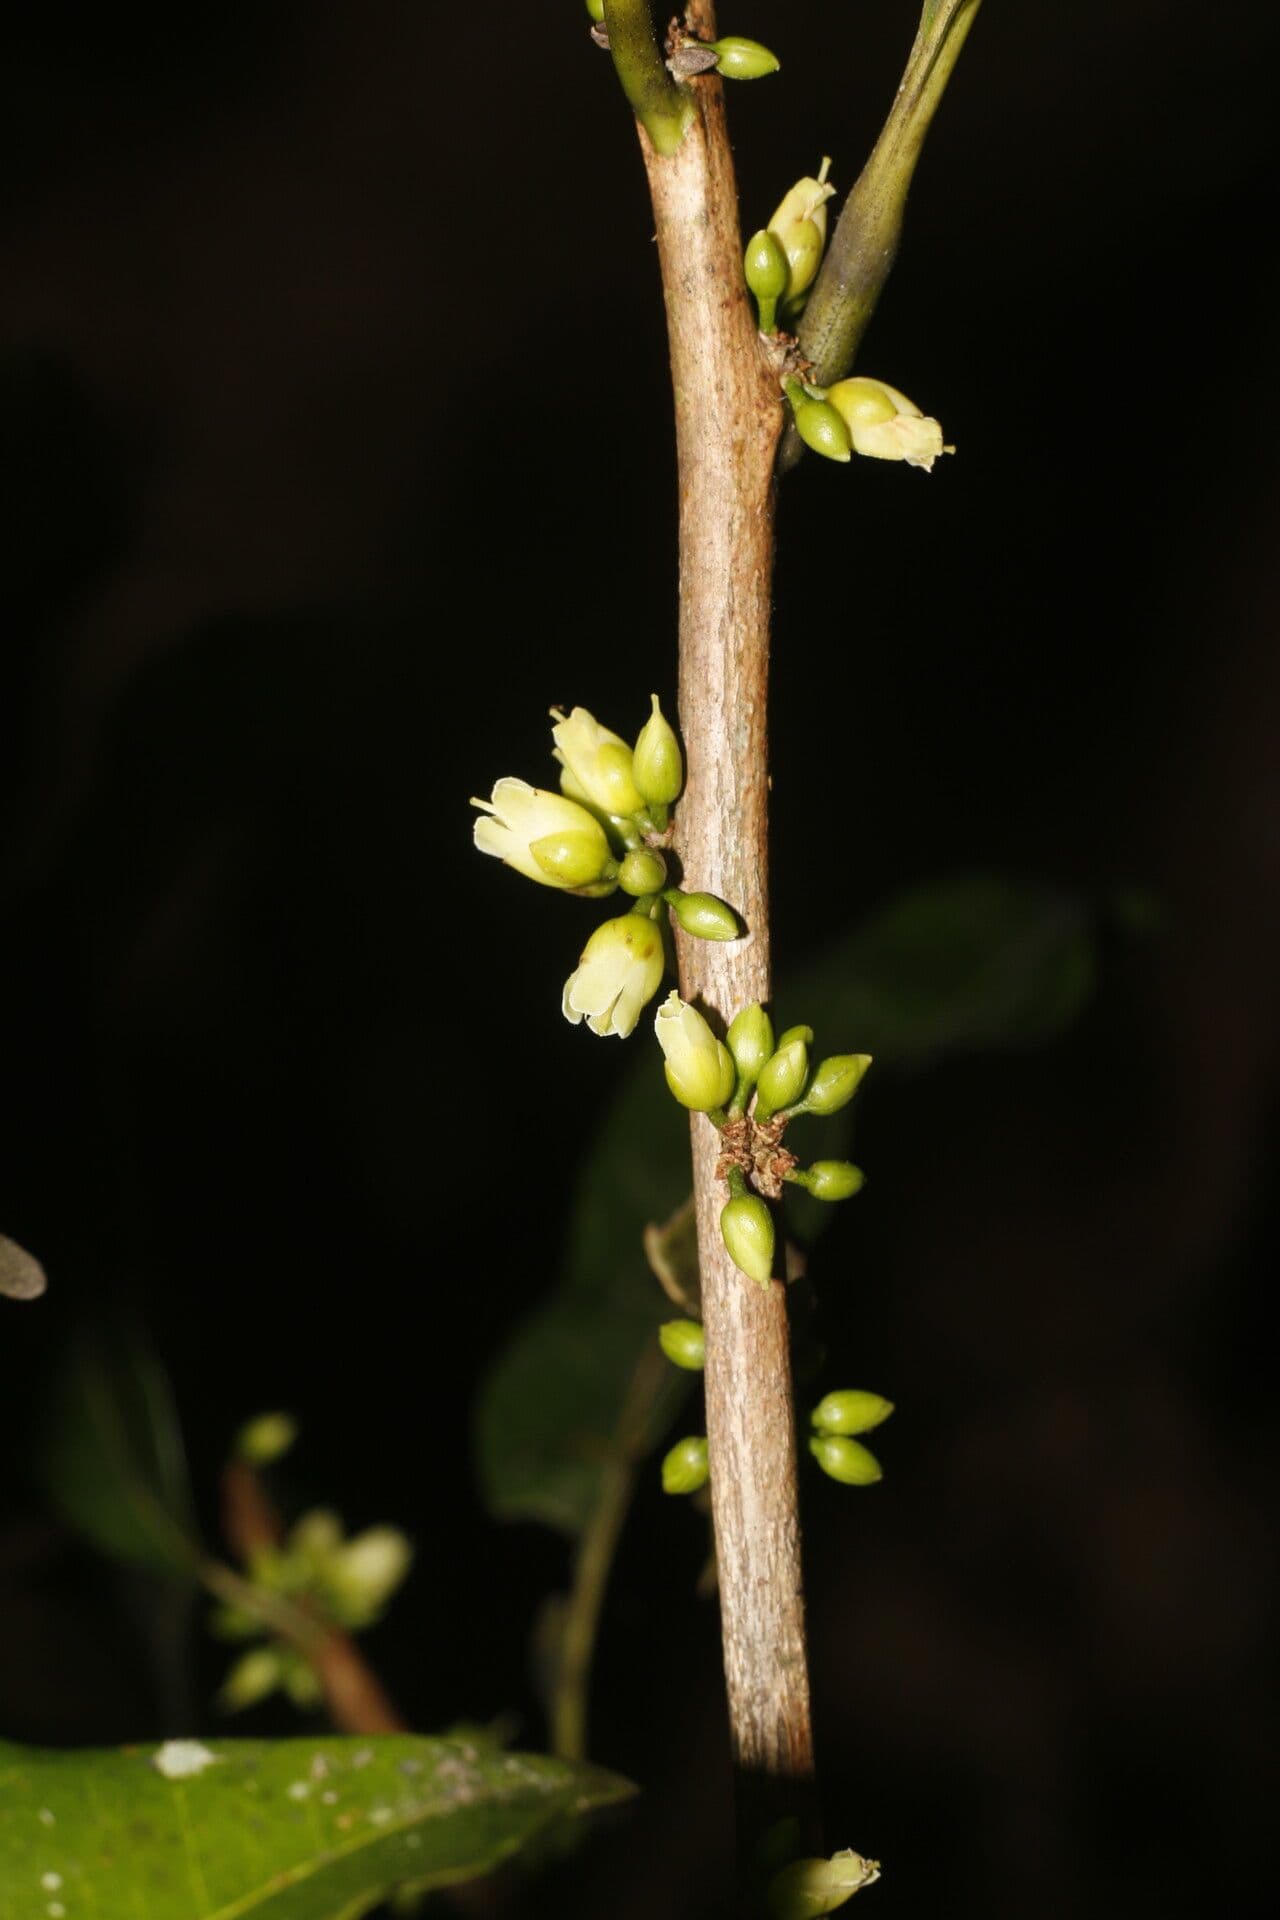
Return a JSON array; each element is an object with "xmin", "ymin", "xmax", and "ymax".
[{"xmin": 636, "ymin": 4, "xmax": 817, "ymax": 1838}]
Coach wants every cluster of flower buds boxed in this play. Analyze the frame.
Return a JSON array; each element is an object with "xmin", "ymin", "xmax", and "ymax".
[
  {"xmin": 471, "ymin": 699, "xmax": 741, "ymax": 1038},
  {"xmin": 212, "ymin": 1414, "xmax": 413, "ymax": 1714},
  {"xmin": 653, "ymin": 994, "xmax": 872, "ymax": 1286},
  {"xmin": 784, "ymin": 374, "xmax": 952, "ymax": 472},
  {"xmin": 808, "ymin": 1388, "xmax": 894, "ymax": 1487},
  {"xmin": 743, "ymin": 158, "xmax": 835, "ymax": 333}
]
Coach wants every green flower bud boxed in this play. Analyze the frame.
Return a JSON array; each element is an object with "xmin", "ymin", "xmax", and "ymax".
[
  {"xmin": 530, "ymin": 829, "xmax": 617, "ymax": 890},
  {"xmin": 665, "ymin": 888, "xmax": 741, "ymax": 942},
  {"xmin": 784, "ymin": 379, "xmax": 851, "ymax": 464},
  {"xmin": 662, "ymin": 1435, "xmax": 709, "ymax": 1495},
  {"xmin": 768, "ymin": 158, "xmax": 835, "ymax": 301},
  {"xmin": 659, "ymin": 1318, "xmax": 706, "ymax": 1371},
  {"xmin": 710, "ymin": 36, "xmax": 780, "ymax": 81},
  {"xmin": 218, "ymin": 1645, "xmax": 283, "ymax": 1713},
  {"xmin": 322, "ymin": 1525, "xmax": 414, "ymax": 1629},
  {"xmin": 768, "ymin": 1849, "xmax": 882, "ymax": 1919},
  {"xmin": 585, "ymin": 0, "xmax": 604, "ymax": 21},
  {"xmin": 826, "ymin": 376, "xmax": 952, "ymax": 473},
  {"xmin": 564, "ymin": 912, "xmax": 666, "ymax": 1038},
  {"xmin": 791, "ymin": 1160, "xmax": 865, "ymax": 1202},
  {"xmin": 472, "ymin": 778, "xmax": 616, "ymax": 894},
  {"xmin": 720, "ymin": 1192, "xmax": 776, "ymax": 1287},
  {"xmin": 550, "ymin": 705, "xmax": 645, "ymax": 817},
  {"xmin": 280, "ymin": 1649, "xmax": 324, "ymax": 1709},
  {"xmin": 617, "ymin": 847, "xmax": 669, "ymax": 896},
  {"xmin": 727, "ymin": 1002, "xmax": 775, "ymax": 1085},
  {"xmin": 811, "ymin": 1390, "xmax": 894, "ymax": 1436},
  {"xmin": 799, "ymin": 1053, "xmax": 872, "ymax": 1116},
  {"xmin": 235, "ymin": 1410, "xmax": 297, "ymax": 1466},
  {"xmin": 743, "ymin": 227, "xmax": 789, "ymax": 333},
  {"xmin": 776, "ymin": 1025, "xmax": 813, "ymax": 1049},
  {"xmin": 632, "ymin": 694, "xmax": 684, "ymax": 806},
  {"xmin": 754, "ymin": 1033, "xmax": 810, "ymax": 1121},
  {"xmin": 289, "ymin": 1507, "xmax": 343, "ymax": 1570},
  {"xmin": 655, "ymin": 991, "xmax": 736, "ymax": 1111},
  {"xmin": 809, "ymin": 1435, "xmax": 882, "ymax": 1486}
]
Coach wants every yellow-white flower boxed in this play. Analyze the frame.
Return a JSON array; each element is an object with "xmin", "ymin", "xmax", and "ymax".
[
  {"xmin": 551, "ymin": 706, "xmax": 645, "ymax": 818},
  {"xmin": 563, "ymin": 913, "xmax": 665, "ymax": 1038},
  {"xmin": 825, "ymin": 376, "xmax": 952, "ymax": 472},
  {"xmin": 654, "ymin": 991, "xmax": 736, "ymax": 1111},
  {"xmin": 471, "ymin": 778, "xmax": 614, "ymax": 892},
  {"xmin": 767, "ymin": 157, "xmax": 835, "ymax": 301}
]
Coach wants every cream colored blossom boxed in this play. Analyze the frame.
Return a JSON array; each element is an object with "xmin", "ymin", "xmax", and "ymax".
[
  {"xmin": 654, "ymin": 992, "xmax": 736, "ymax": 1111},
  {"xmin": 825, "ymin": 376, "xmax": 952, "ymax": 472},
  {"xmin": 471, "ymin": 778, "xmax": 613, "ymax": 891},
  {"xmin": 563, "ymin": 914, "xmax": 665, "ymax": 1038},
  {"xmin": 550, "ymin": 705, "xmax": 644, "ymax": 818}
]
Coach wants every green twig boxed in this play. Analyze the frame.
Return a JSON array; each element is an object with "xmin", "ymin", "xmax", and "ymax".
[
  {"xmin": 601, "ymin": 0, "xmax": 696, "ymax": 155},
  {"xmin": 782, "ymin": 0, "xmax": 982, "ymax": 467},
  {"xmin": 550, "ymin": 1344, "xmax": 670, "ymax": 1761}
]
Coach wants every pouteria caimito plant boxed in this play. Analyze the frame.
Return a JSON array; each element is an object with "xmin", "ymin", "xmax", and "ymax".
[{"xmin": 469, "ymin": 0, "xmax": 982, "ymax": 1908}]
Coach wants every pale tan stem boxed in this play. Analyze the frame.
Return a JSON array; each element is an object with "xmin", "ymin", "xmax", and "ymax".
[{"xmin": 634, "ymin": 3, "xmax": 817, "ymax": 1830}]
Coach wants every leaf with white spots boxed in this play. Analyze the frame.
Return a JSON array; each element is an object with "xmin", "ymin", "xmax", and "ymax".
[{"xmin": 0, "ymin": 1734, "xmax": 633, "ymax": 1918}]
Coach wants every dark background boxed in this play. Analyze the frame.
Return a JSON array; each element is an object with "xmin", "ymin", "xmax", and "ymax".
[{"xmin": 2, "ymin": 3, "xmax": 1278, "ymax": 1915}]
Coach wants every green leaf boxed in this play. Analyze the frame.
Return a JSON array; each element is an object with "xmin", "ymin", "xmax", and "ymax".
[
  {"xmin": 39, "ymin": 1322, "xmax": 202, "ymax": 1577},
  {"xmin": 789, "ymin": 875, "xmax": 1095, "ymax": 1064},
  {"xmin": 0, "ymin": 1735, "xmax": 633, "ymax": 1919},
  {"xmin": 477, "ymin": 877, "xmax": 1095, "ymax": 1538}
]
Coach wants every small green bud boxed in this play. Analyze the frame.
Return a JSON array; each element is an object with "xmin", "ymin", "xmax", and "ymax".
[
  {"xmin": 800, "ymin": 1053, "xmax": 872, "ymax": 1116},
  {"xmin": 235, "ymin": 1410, "xmax": 297, "ymax": 1466},
  {"xmin": 662, "ymin": 1435, "xmax": 710, "ymax": 1495},
  {"xmin": 791, "ymin": 1160, "xmax": 865, "ymax": 1202},
  {"xmin": 280, "ymin": 1649, "xmax": 324, "ymax": 1709},
  {"xmin": 754, "ymin": 1033, "xmax": 810, "ymax": 1122},
  {"xmin": 784, "ymin": 379, "xmax": 852, "ymax": 464},
  {"xmin": 289, "ymin": 1507, "xmax": 344, "ymax": 1569},
  {"xmin": 323, "ymin": 1526, "xmax": 414, "ymax": 1629},
  {"xmin": 219, "ymin": 1645, "xmax": 283, "ymax": 1713},
  {"xmin": 768, "ymin": 158, "xmax": 835, "ymax": 301},
  {"xmin": 776, "ymin": 1025, "xmax": 813, "ymax": 1049},
  {"xmin": 744, "ymin": 228, "xmax": 789, "ymax": 333},
  {"xmin": 710, "ymin": 36, "xmax": 780, "ymax": 81},
  {"xmin": 665, "ymin": 888, "xmax": 741, "ymax": 942},
  {"xmin": 632, "ymin": 694, "xmax": 684, "ymax": 806},
  {"xmin": 530, "ymin": 830, "xmax": 617, "ymax": 890},
  {"xmin": 659, "ymin": 1318, "xmax": 706, "ymax": 1371},
  {"xmin": 585, "ymin": 0, "xmax": 604, "ymax": 21},
  {"xmin": 617, "ymin": 847, "xmax": 668, "ymax": 896},
  {"xmin": 826, "ymin": 375, "xmax": 952, "ymax": 472},
  {"xmin": 564, "ymin": 912, "xmax": 666, "ymax": 1038},
  {"xmin": 655, "ymin": 991, "xmax": 736, "ymax": 1111},
  {"xmin": 720, "ymin": 1192, "xmax": 776, "ymax": 1287},
  {"xmin": 551, "ymin": 705, "xmax": 645, "ymax": 817},
  {"xmin": 727, "ymin": 1002, "xmax": 775, "ymax": 1085},
  {"xmin": 811, "ymin": 1390, "xmax": 894, "ymax": 1436},
  {"xmin": 809, "ymin": 1435, "xmax": 882, "ymax": 1486},
  {"xmin": 768, "ymin": 1849, "xmax": 882, "ymax": 1919}
]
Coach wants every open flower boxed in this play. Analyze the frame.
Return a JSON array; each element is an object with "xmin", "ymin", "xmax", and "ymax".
[
  {"xmin": 551, "ymin": 706, "xmax": 644, "ymax": 818},
  {"xmin": 471, "ymin": 778, "xmax": 615, "ymax": 893},
  {"xmin": 563, "ymin": 913, "xmax": 666, "ymax": 1037},
  {"xmin": 825, "ymin": 377, "xmax": 951, "ymax": 471},
  {"xmin": 654, "ymin": 991, "xmax": 736, "ymax": 1111}
]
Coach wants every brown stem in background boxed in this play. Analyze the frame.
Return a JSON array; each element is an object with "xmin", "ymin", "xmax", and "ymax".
[
  {"xmin": 634, "ymin": 0, "xmax": 817, "ymax": 1851},
  {"xmin": 212, "ymin": 1460, "xmax": 406, "ymax": 1736}
]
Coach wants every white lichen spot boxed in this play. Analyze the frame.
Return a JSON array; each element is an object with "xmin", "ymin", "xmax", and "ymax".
[
  {"xmin": 309, "ymin": 1753, "xmax": 331, "ymax": 1780},
  {"xmin": 286, "ymin": 1781, "xmax": 311, "ymax": 1802},
  {"xmin": 368, "ymin": 1805, "xmax": 392, "ymax": 1826},
  {"xmin": 320, "ymin": 1790, "xmax": 338, "ymax": 1806},
  {"xmin": 37, "ymin": 1810, "xmax": 56, "ymax": 1828},
  {"xmin": 352, "ymin": 1748, "xmax": 374, "ymax": 1769},
  {"xmin": 398, "ymin": 1758, "xmax": 422, "ymax": 1776},
  {"xmin": 41, "ymin": 1873, "xmax": 63, "ymax": 1892},
  {"xmin": 152, "ymin": 1740, "xmax": 219, "ymax": 1781},
  {"xmin": 47, "ymin": 1905, "xmax": 66, "ymax": 1919}
]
